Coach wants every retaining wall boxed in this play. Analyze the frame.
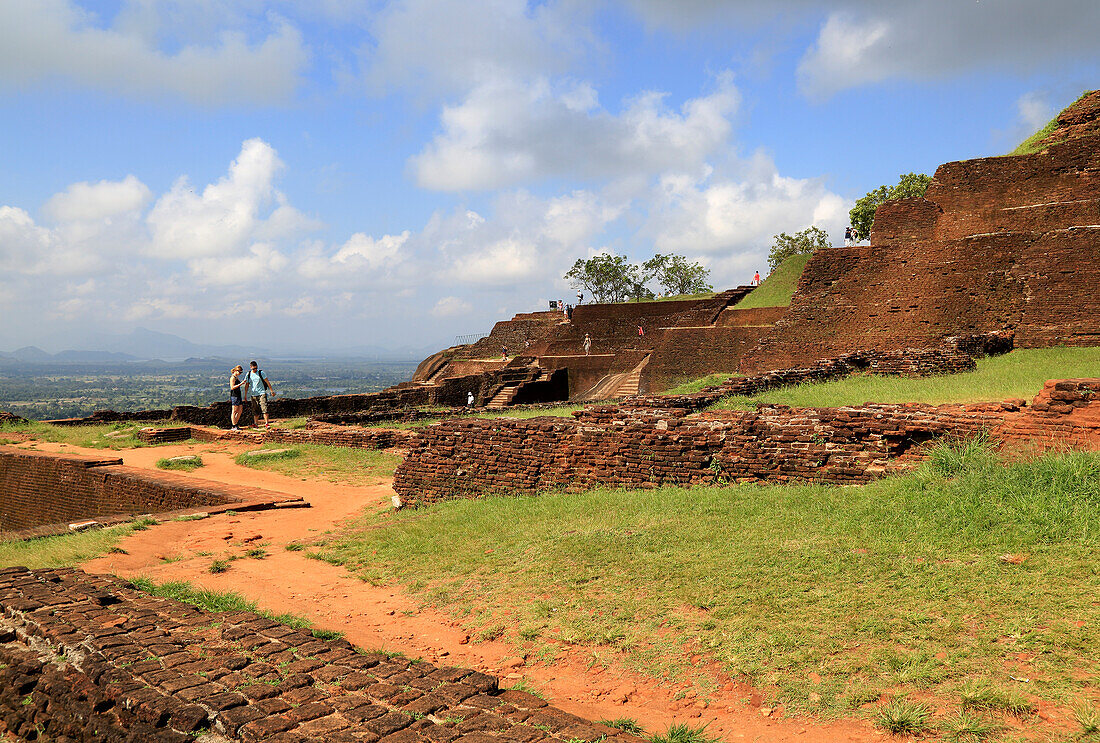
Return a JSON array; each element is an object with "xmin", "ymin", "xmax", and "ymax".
[
  {"xmin": 0, "ymin": 567, "xmax": 644, "ymax": 743},
  {"xmin": 0, "ymin": 448, "xmax": 300, "ymax": 537},
  {"xmin": 392, "ymin": 379, "xmax": 1100, "ymax": 506}
]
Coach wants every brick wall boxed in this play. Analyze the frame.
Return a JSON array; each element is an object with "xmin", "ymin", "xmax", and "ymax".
[
  {"xmin": 392, "ymin": 379, "xmax": 1100, "ymax": 507},
  {"xmin": 743, "ymin": 123, "xmax": 1100, "ymax": 372},
  {"xmin": 0, "ymin": 567, "xmax": 644, "ymax": 743},
  {"xmin": 0, "ymin": 448, "xmax": 295, "ymax": 535}
]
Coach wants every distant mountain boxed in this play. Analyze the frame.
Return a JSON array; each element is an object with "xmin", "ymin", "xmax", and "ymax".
[{"xmin": 11, "ymin": 346, "xmax": 53, "ymax": 362}]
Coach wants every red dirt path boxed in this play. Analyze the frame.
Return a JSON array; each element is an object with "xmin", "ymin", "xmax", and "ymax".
[{"xmin": 24, "ymin": 439, "xmax": 882, "ymax": 742}]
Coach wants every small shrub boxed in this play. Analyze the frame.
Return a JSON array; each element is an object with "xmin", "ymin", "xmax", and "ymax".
[
  {"xmin": 245, "ymin": 547, "xmax": 267, "ymax": 559},
  {"xmin": 598, "ymin": 718, "xmax": 646, "ymax": 735},
  {"xmin": 208, "ymin": 559, "xmax": 231, "ymax": 574},
  {"xmin": 875, "ymin": 698, "xmax": 933, "ymax": 736},
  {"xmin": 130, "ymin": 517, "xmax": 157, "ymax": 531},
  {"xmin": 285, "ymin": 543, "xmax": 305, "ymax": 551}
]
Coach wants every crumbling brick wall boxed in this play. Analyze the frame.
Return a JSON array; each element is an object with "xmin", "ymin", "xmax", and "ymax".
[
  {"xmin": 742, "ymin": 119, "xmax": 1100, "ymax": 372},
  {"xmin": 392, "ymin": 380, "xmax": 1100, "ymax": 507},
  {"xmin": 0, "ymin": 566, "xmax": 644, "ymax": 743}
]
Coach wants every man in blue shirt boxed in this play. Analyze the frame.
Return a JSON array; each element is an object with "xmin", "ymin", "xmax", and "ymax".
[{"xmin": 245, "ymin": 360, "xmax": 274, "ymax": 428}]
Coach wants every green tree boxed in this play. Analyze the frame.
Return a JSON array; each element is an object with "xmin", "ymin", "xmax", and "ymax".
[
  {"xmin": 767, "ymin": 226, "xmax": 832, "ymax": 271},
  {"xmin": 642, "ymin": 254, "xmax": 713, "ymax": 296},
  {"xmin": 849, "ymin": 172, "xmax": 933, "ymax": 240},
  {"xmin": 564, "ymin": 255, "xmax": 641, "ymax": 304}
]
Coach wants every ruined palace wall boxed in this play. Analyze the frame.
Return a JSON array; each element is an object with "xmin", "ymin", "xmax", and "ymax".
[
  {"xmin": 0, "ymin": 448, "xmax": 283, "ymax": 535},
  {"xmin": 742, "ymin": 132, "xmax": 1100, "ymax": 372},
  {"xmin": 0, "ymin": 567, "xmax": 642, "ymax": 743},
  {"xmin": 392, "ymin": 380, "xmax": 1100, "ymax": 507},
  {"xmin": 642, "ymin": 326, "xmax": 771, "ymax": 392}
]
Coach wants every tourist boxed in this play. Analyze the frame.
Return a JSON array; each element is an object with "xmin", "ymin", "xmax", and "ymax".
[
  {"xmin": 229, "ymin": 365, "xmax": 245, "ymax": 430},
  {"xmin": 502, "ymin": 346, "xmax": 508, "ymax": 359},
  {"xmin": 577, "ymin": 290, "xmax": 583, "ymax": 305},
  {"xmin": 638, "ymin": 325, "xmax": 645, "ymax": 337},
  {"xmin": 583, "ymin": 333, "xmax": 591, "ymax": 356},
  {"xmin": 467, "ymin": 391, "xmax": 474, "ymax": 407},
  {"xmin": 844, "ymin": 226, "xmax": 853, "ymax": 247},
  {"xmin": 753, "ymin": 270, "xmax": 761, "ymax": 286},
  {"xmin": 245, "ymin": 360, "xmax": 275, "ymax": 429}
]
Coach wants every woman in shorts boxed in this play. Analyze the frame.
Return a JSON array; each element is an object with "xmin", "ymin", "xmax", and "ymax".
[{"xmin": 229, "ymin": 365, "xmax": 245, "ymax": 430}]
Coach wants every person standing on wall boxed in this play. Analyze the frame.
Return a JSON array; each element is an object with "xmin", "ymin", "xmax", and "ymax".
[
  {"xmin": 753, "ymin": 271, "xmax": 761, "ymax": 286},
  {"xmin": 245, "ymin": 360, "xmax": 275, "ymax": 429},
  {"xmin": 229, "ymin": 365, "xmax": 245, "ymax": 431},
  {"xmin": 844, "ymin": 226, "xmax": 853, "ymax": 247},
  {"xmin": 583, "ymin": 333, "xmax": 592, "ymax": 356}
]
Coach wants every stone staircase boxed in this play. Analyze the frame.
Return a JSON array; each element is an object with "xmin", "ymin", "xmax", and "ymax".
[
  {"xmin": 486, "ymin": 386, "xmax": 518, "ymax": 409},
  {"xmin": 485, "ymin": 366, "xmax": 548, "ymax": 409},
  {"xmin": 580, "ymin": 355, "xmax": 650, "ymax": 401}
]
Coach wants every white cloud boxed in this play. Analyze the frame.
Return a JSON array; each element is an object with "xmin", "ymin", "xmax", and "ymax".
[
  {"xmin": 333, "ymin": 231, "xmax": 410, "ymax": 269},
  {"xmin": 0, "ymin": 0, "xmax": 307, "ymax": 104},
  {"xmin": 42, "ymin": 175, "xmax": 151, "ymax": 223},
  {"xmin": 362, "ymin": 0, "xmax": 591, "ymax": 97},
  {"xmin": 147, "ymin": 138, "xmax": 305, "ymax": 261},
  {"xmin": 797, "ymin": 1, "xmax": 1100, "ymax": 100},
  {"xmin": 643, "ymin": 149, "xmax": 847, "ymax": 281},
  {"xmin": 413, "ymin": 74, "xmax": 740, "ymax": 191},
  {"xmin": 431, "ymin": 296, "xmax": 473, "ymax": 317}
]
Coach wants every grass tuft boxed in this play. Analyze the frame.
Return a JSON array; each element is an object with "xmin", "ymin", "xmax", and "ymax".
[
  {"xmin": 1073, "ymin": 701, "xmax": 1100, "ymax": 736},
  {"xmin": 939, "ymin": 711, "xmax": 1001, "ymax": 742},
  {"xmin": 958, "ymin": 681, "xmax": 1035, "ymax": 716},
  {"xmin": 598, "ymin": 718, "xmax": 646, "ymax": 735},
  {"xmin": 208, "ymin": 559, "xmax": 231, "ymax": 574},
  {"xmin": 233, "ymin": 444, "xmax": 400, "ymax": 484},
  {"xmin": 874, "ymin": 698, "xmax": 933, "ymax": 736},
  {"xmin": 649, "ymin": 723, "xmax": 721, "ymax": 743}
]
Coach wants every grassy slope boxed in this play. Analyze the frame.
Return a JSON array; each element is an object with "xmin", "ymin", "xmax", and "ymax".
[
  {"xmin": 315, "ymin": 441, "xmax": 1099, "ymax": 720},
  {"xmin": 732, "ymin": 254, "xmax": 810, "ymax": 310},
  {"xmin": 711, "ymin": 346, "xmax": 1100, "ymax": 410},
  {"xmin": 1009, "ymin": 90, "xmax": 1093, "ymax": 156}
]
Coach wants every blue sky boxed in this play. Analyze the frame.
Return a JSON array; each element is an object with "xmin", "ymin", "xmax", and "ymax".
[{"xmin": 1, "ymin": 0, "xmax": 1098, "ymax": 355}]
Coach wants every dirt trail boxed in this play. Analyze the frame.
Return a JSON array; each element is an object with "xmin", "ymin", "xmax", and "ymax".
[{"xmin": 27, "ymin": 439, "xmax": 883, "ymax": 742}]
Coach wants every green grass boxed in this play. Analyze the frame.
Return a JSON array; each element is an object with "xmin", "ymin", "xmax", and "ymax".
[
  {"xmin": 649, "ymin": 723, "xmax": 721, "ymax": 743},
  {"xmin": 732, "ymin": 254, "xmax": 810, "ymax": 310},
  {"xmin": 875, "ymin": 698, "xmax": 933, "ymax": 736},
  {"xmin": 710, "ymin": 346, "xmax": 1100, "ymax": 410},
  {"xmin": 599, "ymin": 718, "xmax": 646, "ymax": 736},
  {"xmin": 0, "ymin": 523, "xmax": 136, "ymax": 568},
  {"xmin": 472, "ymin": 405, "xmax": 586, "ymax": 421},
  {"xmin": 1009, "ymin": 90, "xmax": 1093, "ymax": 156},
  {"xmin": 659, "ymin": 373, "xmax": 736, "ymax": 396},
  {"xmin": 0, "ymin": 420, "xmax": 172, "ymax": 450},
  {"xmin": 233, "ymin": 443, "xmax": 402, "ymax": 485},
  {"xmin": 129, "ymin": 577, "xmax": 345, "ymax": 641},
  {"xmin": 156, "ymin": 455, "xmax": 203, "ymax": 471},
  {"xmin": 315, "ymin": 441, "xmax": 1100, "ymax": 716}
]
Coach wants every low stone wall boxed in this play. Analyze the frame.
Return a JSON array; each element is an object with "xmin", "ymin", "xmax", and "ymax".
[
  {"xmin": 392, "ymin": 379, "xmax": 1100, "ymax": 506},
  {"xmin": 0, "ymin": 567, "xmax": 643, "ymax": 743},
  {"xmin": 0, "ymin": 448, "xmax": 301, "ymax": 537}
]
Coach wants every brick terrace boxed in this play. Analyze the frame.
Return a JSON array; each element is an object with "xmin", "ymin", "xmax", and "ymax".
[{"xmin": 0, "ymin": 566, "xmax": 644, "ymax": 743}]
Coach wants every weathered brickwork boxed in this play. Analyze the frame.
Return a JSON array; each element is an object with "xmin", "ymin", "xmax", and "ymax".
[
  {"xmin": 743, "ymin": 95, "xmax": 1100, "ymax": 372},
  {"xmin": 0, "ymin": 448, "xmax": 301, "ymax": 536},
  {"xmin": 392, "ymin": 380, "xmax": 1100, "ymax": 507},
  {"xmin": 0, "ymin": 567, "xmax": 644, "ymax": 743}
]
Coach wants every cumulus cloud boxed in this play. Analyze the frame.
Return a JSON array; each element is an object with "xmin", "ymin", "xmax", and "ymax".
[
  {"xmin": 797, "ymin": 1, "xmax": 1100, "ymax": 100},
  {"xmin": 413, "ymin": 74, "xmax": 740, "ymax": 191},
  {"xmin": 42, "ymin": 175, "xmax": 152, "ymax": 223},
  {"xmin": 147, "ymin": 138, "xmax": 315, "ymax": 262},
  {"xmin": 0, "ymin": 0, "xmax": 307, "ymax": 104}
]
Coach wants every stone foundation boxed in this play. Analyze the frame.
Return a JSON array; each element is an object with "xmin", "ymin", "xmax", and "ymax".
[{"xmin": 0, "ymin": 567, "xmax": 642, "ymax": 743}]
